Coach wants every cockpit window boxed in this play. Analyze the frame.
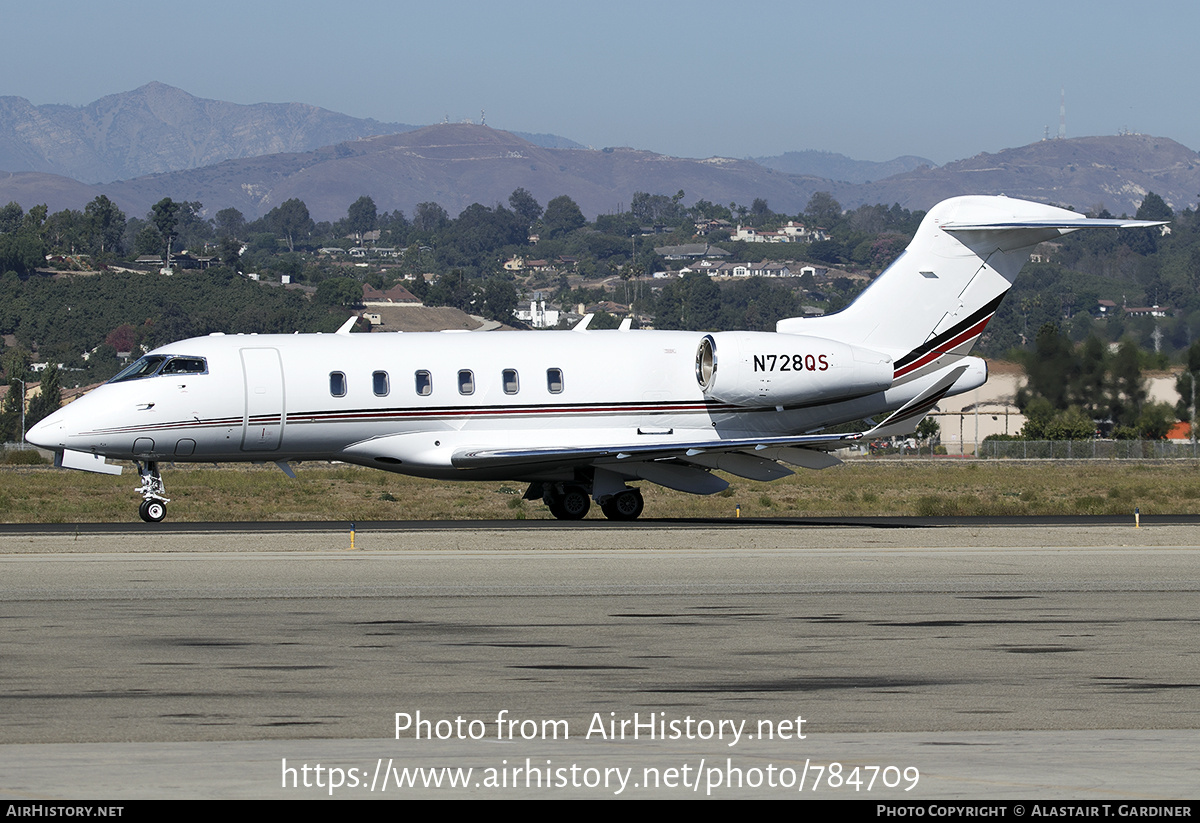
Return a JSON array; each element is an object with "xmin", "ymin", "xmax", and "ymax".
[
  {"xmin": 108, "ymin": 355, "xmax": 208, "ymax": 384},
  {"xmin": 161, "ymin": 357, "xmax": 207, "ymax": 375},
  {"xmin": 108, "ymin": 356, "xmax": 168, "ymax": 384}
]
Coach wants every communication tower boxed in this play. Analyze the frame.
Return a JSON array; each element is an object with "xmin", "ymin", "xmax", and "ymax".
[{"xmin": 1058, "ymin": 88, "xmax": 1066, "ymax": 139}]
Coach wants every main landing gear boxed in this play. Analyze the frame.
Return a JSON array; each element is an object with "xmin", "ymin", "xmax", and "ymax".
[
  {"xmin": 537, "ymin": 482, "xmax": 645, "ymax": 521},
  {"xmin": 547, "ymin": 485, "xmax": 592, "ymax": 520},
  {"xmin": 600, "ymin": 488, "xmax": 644, "ymax": 521},
  {"xmin": 135, "ymin": 460, "xmax": 170, "ymax": 523}
]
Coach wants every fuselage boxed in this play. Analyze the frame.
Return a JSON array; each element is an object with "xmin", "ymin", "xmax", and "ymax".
[{"xmin": 27, "ymin": 328, "xmax": 979, "ymax": 482}]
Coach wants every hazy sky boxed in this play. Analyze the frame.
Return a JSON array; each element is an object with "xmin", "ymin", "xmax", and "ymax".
[{"xmin": 4, "ymin": 0, "xmax": 1195, "ymax": 165}]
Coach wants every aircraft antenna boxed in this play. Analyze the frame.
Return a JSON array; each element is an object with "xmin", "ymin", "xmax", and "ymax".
[{"xmin": 1058, "ymin": 88, "xmax": 1066, "ymax": 139}]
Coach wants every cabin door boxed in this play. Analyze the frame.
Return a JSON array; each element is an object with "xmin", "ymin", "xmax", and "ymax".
[{"xmin": 240, "ymin": 347, "xmax": 284, "ymax": 452}]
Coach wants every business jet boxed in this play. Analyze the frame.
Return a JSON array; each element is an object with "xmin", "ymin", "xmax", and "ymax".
[{"xmin": 26, "ymin": 195, "xmax": 1162, "ymax": 522}]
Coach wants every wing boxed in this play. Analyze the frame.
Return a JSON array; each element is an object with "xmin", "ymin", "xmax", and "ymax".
[{"xmin": 451, "ymin": 366, "xmax": 966, "ymax": 492}]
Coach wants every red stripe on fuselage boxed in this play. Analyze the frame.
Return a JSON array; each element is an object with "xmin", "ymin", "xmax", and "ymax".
[{"xmin": 893, "ymin": 314, "xmax": 992, "ymax": 379}]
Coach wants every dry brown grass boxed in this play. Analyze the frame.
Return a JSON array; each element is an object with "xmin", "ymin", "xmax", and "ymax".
[{"xmin": 3, "ymin": 458, "xmax": 1199, "ymax": 523}]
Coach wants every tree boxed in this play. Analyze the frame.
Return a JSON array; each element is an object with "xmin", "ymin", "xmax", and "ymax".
[
  {"xmin": 1176, "ymin": 340, "xmax": 1200, "ymax": 423},
  {"xmin": 1042, "ymin": 406, "xmax": 1096, "ymax": 440},
  {"xmin": 105, "ymin": 324, "xmax": 138, "ymax": 354},
  {"xmin": 0, "ymin": 379, "xmax": 23, "ymax": 443},
  {"xmin": 413, "ymin": 202, "xmax": 450, "ymax": 234},
  {"xmin": 1108, "ymin": 339, "xmax": 1146, "ymax": 428},
  {"xmin": 0, "ymin": 229, "xmax": 46, "ymax": 275},
  {"xmin": 173, "ymin": 201, "xmax": 211, "ymax": 250},
  {"xmin": 214, "ymin": 207, "xmax": 246, "ymax": 240},
  {"xmin": 508, "ymin": 188, "xmax": 542, "ymax": 223},
  {"xmin": 43, "ymin": 209, "xmax": 87, "ymax": 253},
  {"xmin": 315, "ymin": 277, "xmax": 362, "ymax": 307},
  {"xmin": 0, "ymin": 202, "xmax": 22, "ymax": 234},
  {"xmin": 482, "ymin": 276, "xmax": 518, "ymax": 323},
  {"xmin": 654, "ymin": 271, "xmax": 721, "ymax": 330},
  {"xmin": 25, "ymin": 365, "xmax": 61, "ymax": 429},
  {"xmin": 219, "ymin": 236, "xmax": 242, "ymax": 271},
  {"xmin": 134, "ymin": 224, "xmax": 163, "ymax": 257},
  {"xmin": 267, "ymin": 199, "xmax": 313, "ymax": 253},
  {"xmin": 630, "ymin": 192, "xmax": 682, "ymax": 225},
  {"xmin": 867, "ymin": 233, "xmax": 908, "ymax": 270},
  {"xmin": 1136, "ymin": 192, "xmax": 1173, "ymax": 223},
  {"xmin": 0, "ymin": 204, "xmax": 46, "ymax": 274},
  {"xmin": 1075, "ymin": 334, "xmax": 1109, "ymax": 419},
  {"xmin": 22, "ymin": 204, "xmax": 47, "ymax": 234},
  {"xmin": 150, "ymin": 198, "xmax": 180, "ymax": 266},
  {"xmin": 84, "ymin": 196, "xmax": 126, "ymax": 255},
  {"xmin": 543, "ymin": 195, "xmax": 586, "ymax": 238},
  {"xmin": 806, "ymin": 239, "xmax": 845, "ymax": 265},
  {"xmin": 749, "ymin": 198, "xmax": 772, "ymax": 225},
  {"xmin": 425, "ymin": 270, "xmax": 478, "ymax": 312},
  {"xmin": 804, "ymin": 191, "xmax": 842, "ymax": 228},
  {"xmin": 1123, "ymin": 192, "xmax": 1173, "ymax": 256},
  {"xmin": 1020, "ymin": 398, "xmax": 1093, "ymax": 440},
  {"xmin": 347, "ymin": 196, "xmax": 378, "ymax": 244},
  {"xmin": 435, "ymin": 203, "xmax": 526, "ymax": 271},
  {"xmin": 1019, "ymin": 323, "xmax": 1077, "ymax": 411},
  {"xmin": 1136, "ymin": 401, "xmax": 1176, "ymax": 439}
]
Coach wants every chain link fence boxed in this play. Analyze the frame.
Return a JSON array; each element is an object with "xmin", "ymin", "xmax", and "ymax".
[{"xmin": 980, "ymin": 440, "xmax": 1200, "ymax": 459}]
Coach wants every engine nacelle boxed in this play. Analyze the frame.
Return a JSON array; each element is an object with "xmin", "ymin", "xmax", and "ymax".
[{"xmin": 695, "ymin": 331, "xmax": 893, "ymax": 407}]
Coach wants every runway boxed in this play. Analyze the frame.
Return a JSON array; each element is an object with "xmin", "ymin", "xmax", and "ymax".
[{"xmin": 2, "ymin": 521, "xmax": 1198, "ymax": 799}]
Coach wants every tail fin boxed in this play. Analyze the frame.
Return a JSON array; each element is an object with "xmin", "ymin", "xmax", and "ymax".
[{"xmin": 778, "ymin": 195, "xmax": 1164, "ymax": 384}]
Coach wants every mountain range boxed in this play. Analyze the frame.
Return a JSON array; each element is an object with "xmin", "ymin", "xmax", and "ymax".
[
  {"xmin": 752, "ymin": 150, "xmax": 935, "ymax": 184},
  {"xmin": 0, "ymin": 83, "xmax": 1196, "ymax": 222}
]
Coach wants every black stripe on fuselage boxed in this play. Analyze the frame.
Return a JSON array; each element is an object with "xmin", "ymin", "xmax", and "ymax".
[{"xmin": 892, "ymin": 292, "xmax": 1006, "ymax": 371}]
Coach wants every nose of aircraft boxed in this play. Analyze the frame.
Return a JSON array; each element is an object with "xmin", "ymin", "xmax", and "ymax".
[{"xmin": 25, "ymin": 405, "xmax": 70, "ymax": 449}]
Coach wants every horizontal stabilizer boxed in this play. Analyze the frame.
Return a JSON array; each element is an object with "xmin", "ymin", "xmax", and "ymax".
[{"xmin": 942, "ymin": 218, "xmax": 1166, "ymax": 232}]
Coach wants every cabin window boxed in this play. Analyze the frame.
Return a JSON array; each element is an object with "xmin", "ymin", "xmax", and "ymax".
[
  {"xmin": 458, "ymin": 369, "xmax": 475, "ymax": 395},
  {"xmin": 329, "ymin": 371, "xmax": 347, "ymax": 397},
  {"xmin": 373, "ymin": 370, "xmax": 389, "ymax": 397},
  {"xmin": 547, "ymin": 368, "xmax": 564, "ymax": 394},
  {"xmin": 502, "ymin": 369, "xmax": 519, "ymax": 395},
  {"xmin": 415, "ymin": 370, "xmax": 432, "ymax": 396}
]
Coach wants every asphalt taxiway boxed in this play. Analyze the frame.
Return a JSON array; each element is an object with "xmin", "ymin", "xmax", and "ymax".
[{"xmin": 1, "ymin": 519, "xmax": 1198, "ymax": 799}]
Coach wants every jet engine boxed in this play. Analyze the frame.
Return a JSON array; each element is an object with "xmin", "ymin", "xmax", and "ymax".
[{"xmin": 695, "ymin": 332, "xmax": 893, "ymax": 407}]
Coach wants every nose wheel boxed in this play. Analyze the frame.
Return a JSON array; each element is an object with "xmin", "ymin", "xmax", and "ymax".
[
  {"xmin": 135, "ymin": 461, "xmax": 170, "ymax": 523},
  {"xmin": 139, "ymin": 499, "xmax": 167, "ymax": 522}
]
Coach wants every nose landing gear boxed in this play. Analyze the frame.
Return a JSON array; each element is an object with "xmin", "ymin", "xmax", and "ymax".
[{"xmin": 135, "ymin": 461, "xmax": 170, "ymax": 523}]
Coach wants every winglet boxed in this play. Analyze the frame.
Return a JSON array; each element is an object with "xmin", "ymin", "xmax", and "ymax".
[
  {"xmin": 573, "ymin": 313, "xmax": 594, "ymax": 332},
  {"xmin": 336, "ymin": 316, "xmax": 359, "ymax": 335}
]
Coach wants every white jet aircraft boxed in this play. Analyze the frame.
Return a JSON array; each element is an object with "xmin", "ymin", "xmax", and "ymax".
[{"xmin": 27, "ymin": 195, "xmax": 1162, "ymax": 522}]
